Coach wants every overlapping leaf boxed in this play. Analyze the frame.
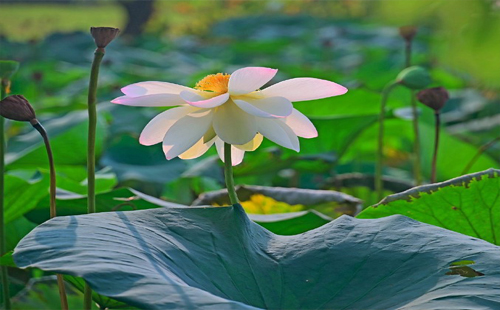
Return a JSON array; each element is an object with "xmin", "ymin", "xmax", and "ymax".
[{"xmin": 358, "ymin": 169, "xmax": 500, "ymax": 245}]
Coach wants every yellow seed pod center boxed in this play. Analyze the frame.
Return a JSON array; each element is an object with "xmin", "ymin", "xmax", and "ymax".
[{"xmin": 195, "ymin": 73, "xmax": 230, "ymax": 93}]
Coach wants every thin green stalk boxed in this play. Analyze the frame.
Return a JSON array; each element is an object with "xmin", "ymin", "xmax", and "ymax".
[
  {"xmin": 224, "ymin": 143, "xmax": 239, "ymax": 205},
  {"xmin": 461, "ymin": 136, "xmax": 500, "ymax": 175},
  {"xmin": 410, "ymin": 93, "xmax": 422, "ymax": 185},
  {"xmin": 33, "ymin": 122, "xmax": 68, "ymax": 310},
  {"xmin": 84, "ymin": 48, "xmax": 104, "ymax": 310},
  {"xmin": 0, "ymin": 79, "xmax": 11, "ymax": 310},
  {"xmin": 376, "ymin": 81, "xmax": 399, "ymax": 201},
  {"xmin": 404, "ymin": 40, "xmax": 423, "ymax": 185},
  {"xmin": 431, "ymin": 112, "xmax": 441, "ymax": 183}
]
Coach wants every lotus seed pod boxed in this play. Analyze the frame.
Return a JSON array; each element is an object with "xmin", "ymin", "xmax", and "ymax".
[
  {"xmin": 396, "ymin": 66, "xmax": 431, "ymax": 90},
  {"xmin": 399, "ymin": 26, "xmax": 417, "ymax": 42},
  {"xmin": 417, "ymin": 87, "xmax": 449, "ymax": 112},
  {"xmin": 0, "ymin": 94, "xmax": 37, "ymax": 123},
  {"xmin": 90, "ymin": 27, "xmax": 120, "ymax": 49}
]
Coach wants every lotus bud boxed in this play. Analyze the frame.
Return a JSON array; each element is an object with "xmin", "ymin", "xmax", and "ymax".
[
  {"xmin": 0, "ymin": 60, "xmax": 20, "ymax": 80},
  {"xmin": 417, "ymin": 87, "xmax": 449, "ymax": 112},
  {"xmin": 0, "ymin": 94, "xmax": 37, "ymax": 125},
  {"xmin": 90, "ymin": 27, "xmax": 120, "ymax": 50},
  {"xmin": 396, "ymin": 66, "xmax": 431, "ymax": 90},
  {"xmin": 399, "ymin": 26, "xmax": 417, "ymax": 42}
]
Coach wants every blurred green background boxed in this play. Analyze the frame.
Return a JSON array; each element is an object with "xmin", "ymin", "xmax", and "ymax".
[{"xmin": 1, "ymin": 0, "xmax": 499, "ymax": 203}]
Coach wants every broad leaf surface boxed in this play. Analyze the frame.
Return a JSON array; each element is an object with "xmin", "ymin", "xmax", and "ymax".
[
  {"xmin": 358, "ymin": 169, "xmax": 500, "ymax": 245},
  {"xmin": 3, "ymin": 174, "xmax": 49, "ymax": 224},
  {"xmin": 14, "ymin": 205, "xmax": 500, "ymax": 310}
]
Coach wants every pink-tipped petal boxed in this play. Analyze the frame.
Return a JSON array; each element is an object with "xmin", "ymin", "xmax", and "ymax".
[
  {"xmin": 228, "ymin": 67, "xmax": 278, "ymax": 95},
  {"xmin": 233, "ymin": 96, "xmax": 292, "ymax": 118},
  {"xmin": 215, "ymin": 138, "xmax": 245, "ymax": 166},
  {"xmin": 261, "ymin": 78, "xmax": 347, "ymax": 102},
  {"xmin": 162, "ymin": 110, "xmax": 214, "ymax": 160},
  {"xmin": 257, "ymin": 119, "xmax": 300, "ymax": 152},
  {"xmin": 179, "ymin": 137, "xmax": 216, "ymax": 160},
  {"xmin": 111, "ymin": 94, "xmax": 186, "ymax": 107},
  {"xmin": 180, "ymin": 91, "xmax": 229, "ymax": 108},
  {"xmin": 122, "ymin": 81, "xmax": 193, "ymax": 97},
  {"xmin": 213, "ymin": 100, "xmax": 257, "ymax": 145},
  {"xmin": 283, "ymin": 109, "xmax": 318, "ymax": 138},
  {"xmin": 139, "ymin": 106, "xmax": 196, "ymax": 146}
]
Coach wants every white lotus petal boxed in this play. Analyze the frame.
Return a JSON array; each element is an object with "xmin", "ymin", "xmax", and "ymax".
[
  {"xmin": 139, "ymin": 106, "xmax": 196, "ymax": 146},
  {"xmin": 234, "ymin": 134, "xmax": 263, "ymax": 151},
  {"xmin": 162, "ymin": 110, "xmax": 214, "ymax": 160},
  {"xmin": 283, "ymin": 109, "xmax": 318, "ymax": 138},
  {"xmin": 261, "ymin": 78, "xmax": 347, "ymax": 102},
  {"xmin": 257, "ymin": 118, "xmax": 300, "ymax": 151},
  {"xmin": 228, "ymin": 67, "xmax": 278, "ymax": 95},
  {"xmin": 122, "ymin": 81, "xmax": 193, "ymax": 97},
  {"xmin": 203, "ymin": 126, "xmax": 216, "ymax": 143},
  {"xmin": 111, "ymin": 94, "xmax": 186, "ymax": 107},
  {"xmin": 233, "ymin": 96, "xmax": 292, "ymax": 118},
  {"xmin": 215, "ymin": 139, "xmax": 245, "ymax": 166},
  {"xmin": 179, "ymin": 137, "xmax": 215, "ymax": 160},
  {"xmin": 213, "ymin": 100, "xmax": 257, "ymax": 145},
  {"xmin": 180, "ymin": 91, "xmax": 229, "ymax": 108}
]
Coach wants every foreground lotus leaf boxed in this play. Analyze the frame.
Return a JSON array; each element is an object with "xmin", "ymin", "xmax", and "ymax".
[{"xmin": 14, "ymin": 205, "xmax": 500, "ymax": 309}]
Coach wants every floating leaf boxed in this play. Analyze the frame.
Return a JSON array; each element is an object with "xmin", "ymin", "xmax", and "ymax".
[
  {"xmin": 14, "ymin": 205, "xmax": 500, "ymax": 309},
  {"xmin": 357, "ymin": 169, "xmax": 500, "ymax": 245}
]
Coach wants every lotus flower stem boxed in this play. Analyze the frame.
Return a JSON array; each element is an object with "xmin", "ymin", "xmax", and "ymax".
[
  {"xmin": 461, "ymin": 136, "xmax": 500, "ymax": 175},
  {"xmin": 404, "ymin": 39, "xmax": 422, "ymax": 185},
  {"xmin": 431, "ymin": 112, "xmax": 441, "ymax": 183},
  {"xmin": 376, "ymin": 81, "xmax": 399, "ymax": 201},
  {"xmin": 0, "ymin": 80, "xmax": 11, "ymax": 310},
  {"xmin": 85, "ymin": 26, "xmax": 119, "ymax": 310},
  {"xmin": 87, "ymin": 49, "xmax": 104, "ymax": 215},
  {"xmin": 224, "ymin": 143, "xmax": 239, "ymax": 205},
  {"xmin": 32, "ymin": 122, "xmax": 69, "ymax": 310},
  {"xmin": 84, "ymin": 46, "xmax": 104, "ymax": 310}
]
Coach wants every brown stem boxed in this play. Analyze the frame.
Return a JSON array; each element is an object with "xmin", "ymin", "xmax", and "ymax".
[
  {"xmin": 32, "ymin": 121, "xmax": 69, "ymax": 310},
  {"xmin": 431, "ymin": 112, "xmax": 440, "ymax": 183}
]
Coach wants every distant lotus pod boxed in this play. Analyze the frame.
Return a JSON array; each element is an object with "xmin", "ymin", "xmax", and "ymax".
[
  {"xmin": 0, "ymin": 94, "xmax": 37, "ymax": 124},
  {"xmin": 396, "ymin": 66, "xmax": 431, "ymax": 90},
  {"xmin": 417, "ymin": 87, "xmax": 449, "ymax": 112},
  {"xmin": 90, "ymin": 27, "xmax": 120, "ymax": 49},
  {"xmin": 399, "ymin": 26, "xmax": 417, "ymax": 42}
]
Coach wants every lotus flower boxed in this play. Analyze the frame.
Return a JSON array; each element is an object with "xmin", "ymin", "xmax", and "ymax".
[{"xmin": 112, "ymin": 67, "xmax": 347, "ymax": 165}]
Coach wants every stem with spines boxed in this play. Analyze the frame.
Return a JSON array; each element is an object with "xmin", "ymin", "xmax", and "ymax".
[
  {"xmin": 84, "ymin": 47, "xmax": 104, "ymax": 310},
  {"xmin": 376, "ymin": 81, "xmax": 399, "ymax": 201},
  {"xmin": 404, "ymin": 39, "xmax": 422, "ymax": 185},
  {"xmin": 32, "ymin": 121, "xmax": 69, "ymax": 310},
  {"xmin": 431, "ymin": 112, "xmax": 440, "ymax": 183}
]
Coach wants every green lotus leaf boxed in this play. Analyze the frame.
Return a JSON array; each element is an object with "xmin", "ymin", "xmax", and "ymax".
[
  {"xmin": 357, "ymin": 169, "xmax": 500, "ymax": 245},
  {"xmin": 14, "ymin": 205, "xmax": 500, "ymax": 309}
]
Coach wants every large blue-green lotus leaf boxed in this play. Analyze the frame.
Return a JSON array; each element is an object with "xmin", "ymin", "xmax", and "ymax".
[{"xmin": 13, "ymin": 205, "xmax": 500, "ymax": 310}]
